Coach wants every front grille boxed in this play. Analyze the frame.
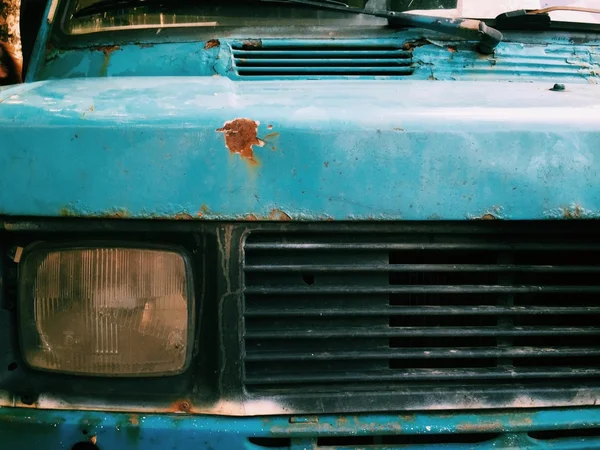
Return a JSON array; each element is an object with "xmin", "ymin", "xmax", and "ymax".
[
  {"xmin": 242, "ymin": 225, "xmax": 600, "ymax": 392},
  {"xmin": 231, "ymin": 41, "xmax": 414, "ymax": 78}
]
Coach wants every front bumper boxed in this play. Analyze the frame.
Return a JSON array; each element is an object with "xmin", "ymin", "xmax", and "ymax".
[{"xmin": 1, "ymin": 407, "xmax": 600, "ymax": 449}]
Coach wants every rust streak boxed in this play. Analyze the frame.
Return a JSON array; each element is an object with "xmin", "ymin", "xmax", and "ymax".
[
  {"xmin": 217, "ymin": 119, "xmax": 264, "ymax": 165},
  {"xmin": 205, "ymin": 39, "xmax": 221, "ymax": 49},
  {"xmin": 94, "ymin": 45, "xmax": 121, "ymax": 77}
]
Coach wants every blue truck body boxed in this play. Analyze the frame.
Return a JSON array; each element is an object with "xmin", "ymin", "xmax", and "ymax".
[{"xmin": 2, "ymin": 1, "xmax": 600, "ymax": 448}]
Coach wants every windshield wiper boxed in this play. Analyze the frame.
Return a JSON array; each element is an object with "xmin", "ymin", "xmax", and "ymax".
[
  {"xmin": 264, "ymin": 0, "xmax": 502, "ymax": 54},
  {"xmin": 73, "ymin": 0, "xmax": 503, "ymax": 54}
]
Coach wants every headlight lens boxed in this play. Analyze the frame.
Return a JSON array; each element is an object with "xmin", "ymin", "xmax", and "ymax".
[{"xmin": 19, "ymin": 246, "xmax": 192, "ymax": 376}]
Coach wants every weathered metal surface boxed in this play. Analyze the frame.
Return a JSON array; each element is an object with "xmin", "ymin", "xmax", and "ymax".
[
  {"xmin": 35, "ymin": 37, "xmax": 600, "ymax": 83},
  {"xmin": 0, "ymin": 77, "xmax": 599, "ymax": 220},
  {"xmin": 1, "ymin": 405, "xmax": 600, "ymax": 449}
]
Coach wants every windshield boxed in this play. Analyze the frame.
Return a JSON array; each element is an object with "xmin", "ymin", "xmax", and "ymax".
[{"xmin": 64, "ymin": 0, "xmax": 600, "ymax": 35}]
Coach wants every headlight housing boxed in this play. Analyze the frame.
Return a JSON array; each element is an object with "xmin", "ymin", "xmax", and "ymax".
[{"xmin": 19, "ymin": 244, "xmax": 194, "ymax": 377}]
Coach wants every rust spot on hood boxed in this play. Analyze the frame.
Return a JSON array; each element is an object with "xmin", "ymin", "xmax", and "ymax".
[
  {"xmin": 205, "ymin": 39, "xmax": 220, "ymax": 49},
  {"xmin": 217, "ymin": 119, "xmax": 265, "ymax": 165},
  {"xmin": 128, "ymin": 415, "xmax": 139, "ymax": 426}
]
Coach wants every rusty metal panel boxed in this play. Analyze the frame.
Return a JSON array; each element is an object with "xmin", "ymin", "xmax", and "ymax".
[
  {"xmin": 0, "ymin": 78, "xmax": 599, "ymax": 220},
  {"xmin": 1, "ymin": 406, "xmax": 600, "ymax": 449}
]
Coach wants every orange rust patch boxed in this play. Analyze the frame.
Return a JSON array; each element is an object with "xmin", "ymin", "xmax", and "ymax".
[
  {"xmin": 129, "ymin": 415, "xmax": 140, "ymax": 426},
  {"xmin": 217, "ymin": 119, "xmax": 264, "ymax": 165},
  {"xmin": 196, "ymin": 204, "xmax": 210, "ymax": 217},
  {"xmin": 174, "ymin": 213, "xmax": 193, "ymax": 220},
  {"xmin": 245, "ymin": 214, "xmax": 259, "ymax": 221},
  {"xmin": 402, "ymin": 38, "xmax": 429, "ymax": 52},
  {"xmin": 169, "ymin": 400, "xmax": 192, "ymax": 413},
  {"xmin": 205, "ymin": 39, "xmax": 220, "ymax": 49},
  {"xmin": 447, "ymin": 45, "xmax": 457, "ymax": 53},
  {"xmin": 479, "ymin": 213, "xmax": 497, "ymax": 220},
  {"xmin": 95, "ymin": 45, "xmax": 121, "ymax": 56},
  {"xmin": 269, "ymin": 209, "xmax": 292, "ymax": 221}
]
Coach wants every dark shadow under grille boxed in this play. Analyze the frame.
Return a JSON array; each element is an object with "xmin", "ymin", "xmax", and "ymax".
[{"xmin": 242, "ymin": 224, "xmax": 600, "ymax": 392}]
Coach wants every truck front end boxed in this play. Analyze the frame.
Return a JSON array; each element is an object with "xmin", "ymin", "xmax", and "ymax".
[{"xmin": 2, "ymin": 1, "xmax": 600, "ymax": 448}]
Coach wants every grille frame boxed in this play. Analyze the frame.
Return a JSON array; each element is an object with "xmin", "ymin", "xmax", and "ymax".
[
  {"xmin": 5, "ymin": 219, "xmax": 600, "ymax": 416},
  {"xmin": 242, "ymin": 221, "xmax": 600, "ymax": 412}
]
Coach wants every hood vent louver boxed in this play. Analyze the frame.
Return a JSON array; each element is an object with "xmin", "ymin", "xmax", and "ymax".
[{"xmin": 231, "ymin": 41, "xmax": 414, "ymax": 78}]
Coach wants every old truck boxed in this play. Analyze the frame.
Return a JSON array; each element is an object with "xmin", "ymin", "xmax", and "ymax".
[{"xmin": 1, "ymin": 0, "xmax": 600, "ymax": 448}]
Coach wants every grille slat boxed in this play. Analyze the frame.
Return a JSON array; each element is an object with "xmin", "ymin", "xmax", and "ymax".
[
  {"xmin": 231, "ymin": 42, "xmax": 414, "ymax": 78},
  {"xmin": 243, "ymin": 227, "xmax": 600, "ymax": 393},
  {"xmin": 245, "ymin": 367, "xmax": 600, "ymax": 385},
  {"xmin": 246, "ymin": 326, "xmax": 600, "ymax": 340},
  {"xmin": 245, "ymin": 285, "xmax": 600, "ymax": 295},
  {"xmin": 245, "ymin": 306, "xmax": 600, "ymax": 317},
  {"xmin": 246, "ymin": 347, "xmax": 600, "ymax": 362},
  {"xmin": 245, "ymin": 242, "xmax": 600, "ymax": 251},
  {"xmin": 245, "ymin": 264, "xmax": 600, "ymax": 273}
]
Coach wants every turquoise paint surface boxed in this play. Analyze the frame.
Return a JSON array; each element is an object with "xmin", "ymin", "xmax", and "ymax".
[
  {"xmin": 0, "ymin": 76, "xmax": 599, "ymax": 220},
  {"xmin": 2, "ymin": 406, "xmax": 600, "ymax": 449}
]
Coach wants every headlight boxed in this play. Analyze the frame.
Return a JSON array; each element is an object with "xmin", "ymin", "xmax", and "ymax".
[{"xmin": 19, "ymin": 245, "xmax": 193, "ymax": 376}]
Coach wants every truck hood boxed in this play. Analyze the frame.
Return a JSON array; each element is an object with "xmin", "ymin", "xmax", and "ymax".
[{"xmin": 0, "ymin": 77, "xmax": 599, "ymax": 220}]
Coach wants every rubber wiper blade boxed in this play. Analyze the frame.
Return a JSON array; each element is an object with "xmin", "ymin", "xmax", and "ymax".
[{"xmin": 267, "ymin": 0, "xmax": 503, "ymax": 54}]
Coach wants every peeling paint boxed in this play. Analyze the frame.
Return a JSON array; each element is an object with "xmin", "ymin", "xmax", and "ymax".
[
  {"xmin": 204, "ymin": 39, "xmax": 220, "ymax": 50},
  {"xmin": 60, "ymin": 206, "xmax": 130, "ymax": 219},
  {"xmin": 217, "ymin": 118, "xmax": 265, "ymax": 165},
  {"xmin": 173, "ymin": 213, "xmax": 193, "ymax": 220},
  {"xmin": 269, "ymin": 209, "xmax": 292, "ymax": 221},
  {"xmin": 544, "ymin": 204, "xmax": 600, "ymax": 220},
  {"xmin": 242, "ymin": 39, "xmax": 262, "ymax": 50}
]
